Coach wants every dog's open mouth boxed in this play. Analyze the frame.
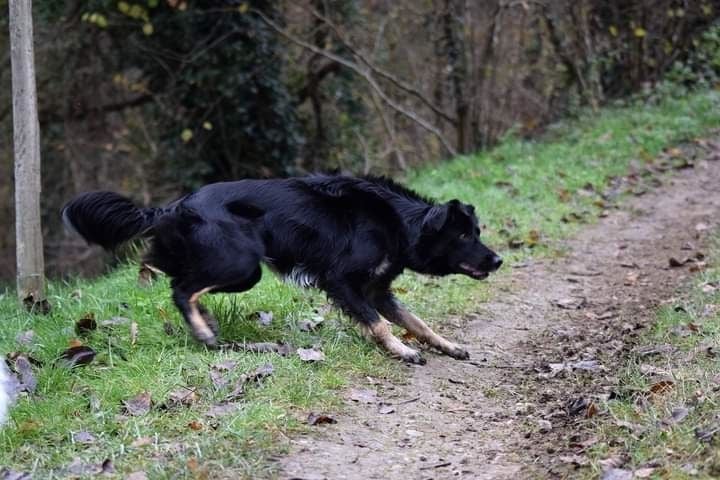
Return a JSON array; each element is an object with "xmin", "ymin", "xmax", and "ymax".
[{"xmin": 459, "ymin": 263, "xmax": 489, "ymax": 279}]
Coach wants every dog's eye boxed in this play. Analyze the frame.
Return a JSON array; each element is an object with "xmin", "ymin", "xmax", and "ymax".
[{"xmin": 459, "ymin": 233, "xmax": 470, "ymax": 241}]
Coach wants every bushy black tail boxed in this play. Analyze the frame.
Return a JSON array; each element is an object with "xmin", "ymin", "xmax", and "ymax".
[{"xmin": 61, "ymin": 191, "xmax": 163, "ymax": 250}]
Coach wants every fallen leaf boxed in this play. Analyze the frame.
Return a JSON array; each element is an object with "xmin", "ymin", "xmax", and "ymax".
[
  {"xmin": 695, "ymin": 423, "xmax": 720, "ymax": 442},
  {"xmin": 598, "ymin": 454, "xmax": 628, "ymax": 470},
  {"xmin": 57, "ymin": 346, "xmax": 96, "ymax": 368},
  {"xmin": 537, "ymin": 419, "xmax": 552, "ymax": 433},
  {"xmin": 130, "ymin": 436, "xmax": 153, "ymax": 448},
  {"xmin": 633, "ymin": 344, "xmax": 676, "ymax": 357},
  {"xmin": 650, "ymin": 380, "xmax": 675, "ymax": 395},
  {"xmin": 63, "ymin": 457, "xmax": 112, "ymax": 476},
  {"xmin": 247, "ymin": 363, "xmax": 274, "ymax": 382},
  {"xmin": 205, "ymin": 402, "xmax": 241, "ymax": 418},
  {"xmin": 297, "ymin": 347, "xmax": 325, "ymax": 362},
  {"xmin": 209, "ymin": 369, "xmax": 229, "ymax": 389},
  {"xmin": 634, "ymin": 467, "xmax": 656, "ymax": 478},
  {"xmin": 586, "ymin": 401, "xmax": 599, "ymax": 418},
  {"xmin": 508, "ymin": 238, "xmax": 525, "ymax": 249},
  {"xmin": 601, "ymin": 468, "xmax": 633, "ymax": 480},
  {"xmin": 661, "ymin": 406, "xmax": 690, "ymax": 427},
  {"xmin": 72, "ymin": 431, "xmax": 96, "ymax": 444},
  {"xmin": 695, "ymin": 222, "xmax": 710, "ymax": 233},
  {"xmin": 669, "ymin": 257, "xmax": 690, "ymax": 268},
  {"xmin": 624, "ymin": 272, "xmax": 639, "ymax": 286},
  {"xmin": 526, "ymin": 229, "xmax": 541, "ymax": 247},
  {"xmin": 22, "ymin": 295, "xmax": 51, "ymax": 315},
  {"xmin": 378, "ymin": 404, "xmax": 395, "ymax": 414},
  {"xmin": 100, "ymin": 459, "xmax": 114, "ymax": 475},
  {"xmin": 639, "ymin": 364, "xmax": 669, "ymax": 376},
  {"xmin": 188, "ymin": 420, "xmax": 203, "ymax": 431},
  {"xmin": 122, "ymin": 392, "xmax": 152, "ymax": 416},
  {"xmin": 13, "ymin": 355, "xmax": 36, "ymax": 394},
  {"xmin": 0, "ymin": 469, "xmax": 31, "ymax": 480},
  {"xmin": 298, "ymin": 316, "xmax": 324, "ymax": 332},
  {"xmin": 212, "ymin": 360, "xmax": 238, "ymax": 372},
  {"xmin": 689, "ymin": 261, "xmax": 707, "ymax": 273},
  {"xmin": 701, "ymin": 282, "xmax": 718, "ymax": 293},
  {"xmin": 349, "ymin": 388, "xmax": 378, "ymax": 404},
  {"xmin": 163, "ymin": 388, "xmax": 199, "ymax": 409},
  {"xmin": 401, "ymin": 331, "xmax": 417, "ymax": 342},
  {"xmin": 187, "ymin": 456, "xmax": 208, "ymax": 480},
  {"xmin": 221, "ymin": 341, "xmax": 295, "ymax": 356},
  {"xmin": 15, "ymin": 331, "xmax": 34, "ymax": 345},
  {"xmin": 567, "ymin": 397, "xmax": 593, "ymax": 416},
  {"xmin": 615, "ymin": 420, "xmax": 643, "ymax": 433},
  {"xmin": 558, "ymin": 454, "xmax": 589, "ymax": 466},
  {"xmin": 553, "ymin": 297, "xmax": 587, "ymax": 309},
  {"xmin": 561, "ymin": 212, "xmax": 586, "ymax": 223},
  {"xmin": 75, "ymin": 313, "xmax": 97, "ymax": 335},
  {"xmin": 307, "ymin": 412, "xmax": 337, "ymax": 425},
  {"xmin": 255, "ymin": 311, "xmax": 273, "ymax": 327}
]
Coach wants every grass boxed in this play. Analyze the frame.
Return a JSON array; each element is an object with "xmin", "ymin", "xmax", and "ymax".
[
  {"xmin": 1, "ymin": 88, "xmax": 720, "ymax": 478},
  {"xmin": 584, "ymin": 236, "xmax": 720, "ymax": 479}
]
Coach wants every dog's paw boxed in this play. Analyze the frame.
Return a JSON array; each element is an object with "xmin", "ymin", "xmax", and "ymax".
[
  {"xmin": 401, "ymin": 349, "xmax": 427, "ymax": 365},
  {"xmin": 443, "ymin": 344, "xmax": 470, "ymax": 360},
  {"xmin": 192, "ymin": 328, "xmax": 218, "ymax": 347}
]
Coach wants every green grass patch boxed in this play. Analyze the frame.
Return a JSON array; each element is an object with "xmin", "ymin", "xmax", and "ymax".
[
  {"xmin": 583, "ymin": 236, "xmax": 720, "ymax": 479},
  {"xmin": 1, "ymin": 89, "xmax": 720, "ymax": 478}
]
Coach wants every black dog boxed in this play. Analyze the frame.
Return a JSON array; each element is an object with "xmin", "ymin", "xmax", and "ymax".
[{"xmin": 62, "ymin": 175, "xmax": 502, "ymax": 364}]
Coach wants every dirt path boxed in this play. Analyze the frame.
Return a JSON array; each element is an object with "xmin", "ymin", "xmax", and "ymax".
[{"xmin": 279, "ymin": 144, "xmax": 720, "ymax": 480}]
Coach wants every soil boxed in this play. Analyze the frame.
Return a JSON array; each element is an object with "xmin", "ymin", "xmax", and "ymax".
[{"xmin": 278, "ymin": 140, "xmax": 720, "ymax": 480}]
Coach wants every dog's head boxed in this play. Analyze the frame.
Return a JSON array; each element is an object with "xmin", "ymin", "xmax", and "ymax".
[{"xmin": 417, "ymin": 199, "xmax": 502, "ymax": 279}]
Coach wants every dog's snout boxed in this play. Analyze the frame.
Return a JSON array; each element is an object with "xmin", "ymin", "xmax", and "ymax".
[{"xmin": 490, "ymin": 254, "xmax": 503, "ymax": 271}]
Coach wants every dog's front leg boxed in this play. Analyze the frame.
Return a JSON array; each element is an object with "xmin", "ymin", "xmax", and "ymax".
[
  {"xmin": 376, "ymin": 295, "xmax": 469, "ymax": 360},
  {"xmin": 327, "ymin": 285, "xmax": 425, "ymax": 364}
]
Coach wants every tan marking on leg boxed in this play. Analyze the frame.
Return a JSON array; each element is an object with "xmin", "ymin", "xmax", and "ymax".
[
  {"xmin": 188, "ymin": 286, "xmax": 217, "ymax": 344},
  {"xmin": 361, "ymin": 318, "xmax": 425, "ymax": 364},
  {"xmin": 391, "ymin": 307, "xmax": 469, "ymax": 359},
  {"xmin": 142, "ymin": 263, "xmax": 165, "ymax": 275}
]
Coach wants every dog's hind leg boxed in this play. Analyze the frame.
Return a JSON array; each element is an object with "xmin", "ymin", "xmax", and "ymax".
[
  {"xmin": 374, "ymin": 293, "xmax": 469, "ymax": 360},
  {"xmin": 171, "ymin": 264, "xmax": 263, "ymax": 347},
  {"xmin": 327, "ymin": 285, "xmax": 426, "ymax": 365},
  {"xmin": 172, "ymin": 285, "xmax": 219, "ymax": 346}
]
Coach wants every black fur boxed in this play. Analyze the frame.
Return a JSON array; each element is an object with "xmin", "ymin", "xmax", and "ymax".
[{"xmin": 62, "ymin": 175, "xmax": 502, "ymax": 363}]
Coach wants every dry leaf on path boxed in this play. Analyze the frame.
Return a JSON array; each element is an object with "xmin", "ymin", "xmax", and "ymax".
[{"xmin": 307, "ymin": 412, "xmax": 337, "ymax": 425}]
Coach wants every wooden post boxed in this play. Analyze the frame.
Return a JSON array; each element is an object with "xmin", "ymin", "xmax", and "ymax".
[{"xmin": 9, "ymin": 0, "xmax": 46, "ymax": 306}]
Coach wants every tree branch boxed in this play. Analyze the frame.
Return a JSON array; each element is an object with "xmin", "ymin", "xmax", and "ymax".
[
  {"xmin": 309, "ymin": 8, "xmax": 457, "ymax": 125},
  {"xmin": 253, "ymin": 9, "xmax": 458, "ymax": 158}
]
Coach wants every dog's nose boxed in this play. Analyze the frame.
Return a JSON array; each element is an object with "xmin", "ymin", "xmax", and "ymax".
[{"xmin": 491, "ymin": 255, "xmax": 503, "ymax": 271}]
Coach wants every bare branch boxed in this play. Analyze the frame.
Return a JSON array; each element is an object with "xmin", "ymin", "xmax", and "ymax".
[
  {"xmin": 309, "ymin": 8, "xmax": 457, "ymax": 125},
  {"xmin": 253, "ymin": 9, "xmax": 458, "ymax": 157}
]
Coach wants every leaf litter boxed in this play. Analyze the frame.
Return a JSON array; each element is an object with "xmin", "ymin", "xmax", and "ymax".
[{"xmin": 121, "ymin": 391, "xmax": 152, "ymax": 416}]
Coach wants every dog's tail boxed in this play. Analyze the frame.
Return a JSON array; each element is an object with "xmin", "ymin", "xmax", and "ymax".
[{"xmin": 61, "ymin": 191, "xmax": 164, "ymax": 250}]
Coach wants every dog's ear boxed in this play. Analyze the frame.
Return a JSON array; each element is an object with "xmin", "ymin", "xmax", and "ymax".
[
  {"xmin": 447, "ymin": 199, "xmax": 476, "ymax": 221},
  {"xmin": 422, "ymin": 204, "xmax": 450, "ymax": 233}
]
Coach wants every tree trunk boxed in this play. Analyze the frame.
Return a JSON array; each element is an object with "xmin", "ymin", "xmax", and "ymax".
[{"xmin": 9, "ymin": 0, "xmax": 45, "ymax": 306}]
